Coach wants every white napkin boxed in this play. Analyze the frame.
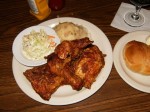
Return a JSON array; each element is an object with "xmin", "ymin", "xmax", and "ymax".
[{"xmin": 111, "ymin": 2, "xmax": 150, "ymax": 32}]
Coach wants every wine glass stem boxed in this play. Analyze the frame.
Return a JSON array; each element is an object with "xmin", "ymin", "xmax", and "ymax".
[{"xmin": 131, "ymin": 5, "xmax": 141, "ymax": 20}]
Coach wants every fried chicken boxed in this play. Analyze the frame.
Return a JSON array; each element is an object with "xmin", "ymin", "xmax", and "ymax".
[
  {"xmin": 47, "ymin": 53, "xmax": 83, "ymax": 90},
  {"xmin": 23, "ymin": 64, "xmax": 64, "ymax": 100},
  {"xmin": 47, "ymin": 38, "xmax": 105, "ymax": 89},
  {"xmin": 55, "ymin": 37, "xmax": 93, "ymax": 59},
  {"xmin": 73, "ymin": 45, "xmax": 105, "ymax": 88},
  {"xmin": 23, "ymin": 37, "xmax": 105, "ymax": 100}
]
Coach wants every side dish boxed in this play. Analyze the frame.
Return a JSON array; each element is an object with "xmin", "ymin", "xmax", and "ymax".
[
  {"xmin": 54, "ymin": 22, "xmax": 88, "ymax": 41},
  {"xmin": 123, "ymin": 40, "xmax": 150, "ymax": 75},
  {"xmin": 13, "ymin": 25, "xmax": 60, "ymax": 66},
  {"xmin": 22, "ymin": 29, "xmax": 56, "ymax": 60}
]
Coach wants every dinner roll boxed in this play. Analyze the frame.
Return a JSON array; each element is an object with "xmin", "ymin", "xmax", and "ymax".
[{"xmin": 123, "ymin": 40, "xmax": 150, "ymax": 75}]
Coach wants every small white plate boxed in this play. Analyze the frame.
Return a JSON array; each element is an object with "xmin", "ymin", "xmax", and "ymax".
[
  {"xmin": 113, "ymin": 30, "xmax": 150, "ymax": 93},
  {"xmin": 12, "ymin": 26, "xmax": 60, "ymax": 66},
  {"xmin": 12, "ymin": 17, "xmax": 113, "ymax": 105}
]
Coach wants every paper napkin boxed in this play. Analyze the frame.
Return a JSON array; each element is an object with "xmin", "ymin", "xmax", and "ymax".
[{"xmin": 111, "ymin": 2, "xmax": 150, "ymax": 32}]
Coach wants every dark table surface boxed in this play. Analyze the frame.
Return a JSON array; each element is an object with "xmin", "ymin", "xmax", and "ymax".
[{"xmin": 0, "ymin": 0, "xmax": 150, "ymax": 112}]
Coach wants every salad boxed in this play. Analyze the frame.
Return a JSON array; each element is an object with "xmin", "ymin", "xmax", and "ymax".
[{"xmin": 22, "ymin": 29, "xmax": 56, "ymax": 60}]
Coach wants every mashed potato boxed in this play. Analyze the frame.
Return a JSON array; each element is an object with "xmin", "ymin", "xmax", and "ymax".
[{"xmin": 54, "ymin": 22, "xmax": 88, "ymax": 41}]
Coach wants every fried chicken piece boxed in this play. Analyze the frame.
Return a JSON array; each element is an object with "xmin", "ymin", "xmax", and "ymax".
[
  {"xmin": 23, "ymin": 64, "xmax": 64, "ymax": 100},
  {"xmin": 55, "ymin": 37, "xmax": 93, "ymax": 59},
  {"xmin": 48, "ymin": 38, "xmax": 105, "ymax": 90},
  {"xmin": 23, "ymin": 37, "xmax": 105, "ymax": 101},
  {"xmin": 47, "ymin": 53, "xmax": 83, "ymax": 90},
  {"xmin": 62, "ymin": 63, "xmax": 83, "ymax": 90},
  {"xmin": 73, "ymin": 45, "xmax": 105, "ymax": 88}
]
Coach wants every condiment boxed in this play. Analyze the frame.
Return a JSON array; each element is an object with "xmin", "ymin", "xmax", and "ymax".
[
  {"xmin": 48, "ymin": 0, "xmax": 65, "ymax": 11},
  {"xmin": 27, "ymin": 0, "xmax": 51, "ymax": 20}
]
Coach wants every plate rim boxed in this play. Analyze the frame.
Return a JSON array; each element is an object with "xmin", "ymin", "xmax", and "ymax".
[
  {"xmin": 113, "ymin": 30, "xmax": 150, "ymax": 93},
  {"xmin": 12, "ymin": 17, "xmax": 113, "ymax": 105}
]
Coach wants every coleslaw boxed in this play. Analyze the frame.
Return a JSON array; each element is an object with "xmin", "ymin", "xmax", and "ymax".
[{"xmin": 22, "ymin": 29, "xmax": 56, "ymax": 60}]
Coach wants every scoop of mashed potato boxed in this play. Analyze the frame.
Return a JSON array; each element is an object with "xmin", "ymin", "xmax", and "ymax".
[{"xmin": 54, "ymin": 22, "xmax": 88, "ymax": 41}]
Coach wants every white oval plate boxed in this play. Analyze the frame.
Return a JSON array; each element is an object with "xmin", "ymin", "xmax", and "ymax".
[
  {"xmin": 12, "ymin": 25, "xmax": 60, "ymax": 66},
  {"xmin": 12, "ymin": 17, "xmax": 113, "ymax": 105},
  {"xmin": 113, "ymin": 30, "xmax": 150, "ymax": 93}
]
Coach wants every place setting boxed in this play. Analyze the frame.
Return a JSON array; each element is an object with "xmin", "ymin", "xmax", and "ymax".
[
  {"xmin": 12, "ymin": 2, "xmax": 150, "ymax": 104},
  {"xmin": 111, "ymin": 0, "xmax": 150, "ymax": 32},
  {"xmin": 12, "ymin": 1, "xmax": 150, "ymax": 105},
  {"xmin": 2, "ymin": 0, "xmax": 150, "ymax": 111},
  {"xmin": 111, "ymin": 0, "xmax": 150, "ymax": 93},
  {"xmin": 12, "ymin": 17, "xmax": 113, "ymax": 105}
]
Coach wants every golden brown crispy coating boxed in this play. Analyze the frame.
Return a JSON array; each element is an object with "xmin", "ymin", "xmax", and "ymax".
[
  {"xmin": 24, "ymin": 64, "xmax": 64, "ymax": 100},
  {"xmin": 74, "ymin": 45, "xmax": 105, "ymax": 88},
  {"xmin": 123, "ymin": 40, "xmax": 150, "ymax": 75},
  {"xmin": 47, "ymin": 53, "xmax": 83, "ymax": 90},
  {"xmin": 24, "ymin": 37, "xmax": 105, "ymax": 100},
  {"xmin": 55, "ymin": 37, "xmax": 93, "ymax": 59}
]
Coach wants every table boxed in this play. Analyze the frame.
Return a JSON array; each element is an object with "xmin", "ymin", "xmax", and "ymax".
[{"xmin": 0, "ymin": 0, "xmax": 150, "ymax": 112}]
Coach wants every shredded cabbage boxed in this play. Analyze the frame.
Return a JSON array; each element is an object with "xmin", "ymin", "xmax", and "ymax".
[{"xmin": 22, "ymin": 29, "xmax": 56, "ymax": 60}]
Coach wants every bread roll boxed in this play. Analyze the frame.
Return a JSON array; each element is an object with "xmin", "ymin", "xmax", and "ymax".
[{"xmin": 123, "ymin": 40, "xmax": 150, "ymax": 75}]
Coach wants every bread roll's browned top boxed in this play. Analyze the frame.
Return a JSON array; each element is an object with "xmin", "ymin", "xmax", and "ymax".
[{"xmin": 123, "ymin": 40, "xmax": 150, "ymax": 75}]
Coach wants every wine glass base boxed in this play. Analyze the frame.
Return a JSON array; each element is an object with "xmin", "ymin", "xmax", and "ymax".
[{"xmin": 124, "ymin": 12, "xmax": 145, "ymax": 27}]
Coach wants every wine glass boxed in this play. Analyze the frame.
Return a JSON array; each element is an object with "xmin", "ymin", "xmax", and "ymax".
[{"xmin": 124, "ymin": 0, "xmax": 150, "ymax": 27}]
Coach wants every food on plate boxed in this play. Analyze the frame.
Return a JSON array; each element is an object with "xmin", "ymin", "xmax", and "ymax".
[
  {"xmin": 48, "ymin": 38, "xmax": 105, "ymax": 89},
  {"xmin": 146, "ymin": 36, "xmax": 150, "ymax": 45},
  {"xmin": 123, "ymin": 40, "xmax": 150, "ymax": 75},
  {"xmin": 54, "ymin": 22, "xmax": 88, "ymax": 41},
  {"xmin": 22, "ymin": 29, "xmax": 56, "ymax": 60},
  {"xmin": 23, "ymin": 37, "xmax": 106, "ymax": 100},
  {"xmin": 55, "ymin": 37, "xmax": 93, "ymax": 59},
  {"xmin": 24, "ymin": 64, "xmax": 64, "ymax": 100}
]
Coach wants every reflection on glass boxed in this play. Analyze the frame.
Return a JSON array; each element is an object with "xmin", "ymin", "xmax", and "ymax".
[{"xmin": 124, "ymin": 0, "xmax": 150, "ymax": 27}]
